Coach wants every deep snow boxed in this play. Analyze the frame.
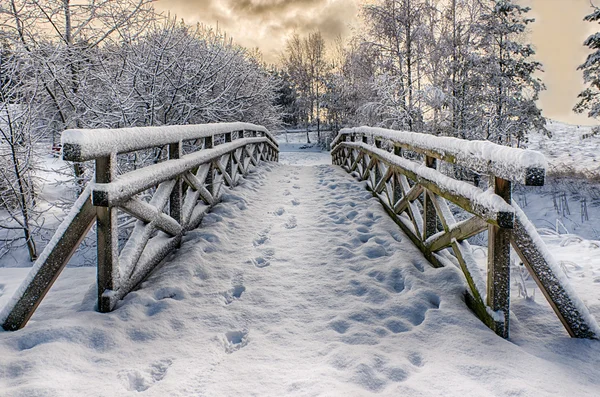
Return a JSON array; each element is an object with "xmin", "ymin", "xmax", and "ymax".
[{"xmin": 1, "ymin": 160, "xmax": 600, "ymax": 396}]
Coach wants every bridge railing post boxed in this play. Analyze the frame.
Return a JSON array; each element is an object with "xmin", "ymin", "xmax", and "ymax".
[
  {"xmin": 169, "ymin": 141, "xmax": 183, "ymax": 230},
  {"xmin": 423, "ymin": 155, "xmax": 438, "ymax": 240},
  {"xmin": 204, "ymin": 136, "xmax": 214, "ymax": 195},
  {"xmin": 487, "ymin": 176, "xmax": 512, "ymax": 338},
  {"xmin": 96, "ymin": 154, "xmax": 119, "ymax": 313}
]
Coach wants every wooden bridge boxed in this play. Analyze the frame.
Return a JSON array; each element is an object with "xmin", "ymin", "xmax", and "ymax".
[{"xmin": 0, "ymin": 122, "xmax": 597, "ymax": 340}]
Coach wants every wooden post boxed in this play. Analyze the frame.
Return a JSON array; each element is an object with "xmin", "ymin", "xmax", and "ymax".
[
  {"xmin": 374, "ymin": 138, "xmax": 382, "ymax": 185},
  {"xmin": 1, "ymin": 194, "xmax": 96, "ymax": 330},
  {"xmin": 226, "ymin": 151, "xmax": 233, "ymax": 184},
  {"xmin": 362, "ymin": 134, "xmax": 368, "ymax": 144},
  {"xmin": 169, "ymin": 141, "xmax": 182, "ymax": 230},
  {"xmin": 204, "ymin": 136, "xmax": 214, "ymax": 195},
  {"xmin": 225, "ymin": 132, "xmax": 232, "ymax": 143},
  {"xmin": 204, "ymin": 135, "xmax": 213, "ymax": 149},
  {"xmin": 96, "ymin": 154, "xmax": 119, "ymax": 313},
  {"xmin": 423, "ymin": 156, "xmax": 438, "ymax": 240},
  {"xmin": 487, "ymin": 176, "xmax": 512, "ymax": 338}
]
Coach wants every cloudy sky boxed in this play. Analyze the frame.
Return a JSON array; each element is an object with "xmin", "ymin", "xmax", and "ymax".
[{"xmin": 155, "ymin": 0, "xmax": 600, "ymax": 126}]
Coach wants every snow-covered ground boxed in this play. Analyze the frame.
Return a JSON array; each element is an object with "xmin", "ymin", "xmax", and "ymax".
[
  {"xmin": 528, "ymin": 120, "xmax": 600, "ymax": 180},
  {"xmin": 1, "ymin": 162, "xmax": 599, "ymax": 396},
  {"xmin": 0, "ymin": 127, "xmax": 599, "ymax": 395}
]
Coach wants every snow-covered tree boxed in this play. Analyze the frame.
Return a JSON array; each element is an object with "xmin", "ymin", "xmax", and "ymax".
[
  {"xmin": 574, "ymin": 5, "xmax": 600, "ymax": 120},
  {"xmin": 475, "ymin": 0, "xmax": 546, "ymax": 145},
  {"xmin": 0, "ymin": 45, "xmax": 43, "ymax": 261}
]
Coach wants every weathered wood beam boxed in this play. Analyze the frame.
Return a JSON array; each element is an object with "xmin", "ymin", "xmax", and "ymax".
[
  {"xmin": 332, "ymin": 128, "xmax": 545, "ymax": 186},
  {"xmin": 423, "ymin": 156, "xmax": 438, "ymax": 240},
  {"xmin": 425, "ymin": 216, "xmax": 488, "ymax": 253},
  {"xmin": 487, "ymin": 177, "xmax": 512, "ymax": 338},
  {"xmin": 337, "ymin": 142, "xmax": 514, "ymax": 228},
  {"xmin": 393, "ymin": 183, "xmax": 423, "ymax": 214},
  {"xmin": 510, "ymin": 203, "xmax": 598, "ymax": 339},
  {"xmin": 451, "ymin": 240, "xmax": 496, "ymax": 330},
  {"xmin": 96, "ymin": 154, "xmax": 119, "ymax": 313},
  {"xmin": 373, "ymin": 167, "xmax": 393, "ymax": 194},
  {"xmin": 120, "ymin": 198, "xmax": 182, "ymax": 237},
  {"xmin": 92, "ymin": 138, "xmax": 274, "ymax": 207},
  {"xmin": 118, "ymin": 180, "xmax": 176, "ymax": 283},
  {"xmin": 169, "ymin": 141, "xmax": 182, "ymax": 227},
  {"xmin": 1, "ymin": 190, "xmax": 96, "ymax": 331}
]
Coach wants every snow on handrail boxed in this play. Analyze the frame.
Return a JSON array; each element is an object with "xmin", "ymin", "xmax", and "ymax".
[
  {"xmin": 92, "ymin": 137, "xmax": 272, "ymax": 207},
  {"xmin": 332, "ymin": 126, "xmax": 546, "ymax": 186},
  {"xmin": 62, "ymin": 122, "xmax": 277, "ymax": 162},
  {"xmin": 341, "ymin": 141, "xmax": 514, "ymax": 228}
]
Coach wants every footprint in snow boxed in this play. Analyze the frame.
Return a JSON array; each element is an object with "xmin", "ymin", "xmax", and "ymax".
[
  {"xmin": 273, "ymin": 207, "xmax": 285, "ymax": 216},
  {"xmin": 222, "ymin": 285, "xmax": 246, "ymax": 305},
  {"xmin": 291, "ymin": 198, "xmax": 301, "ymax": 206},
  {"xmin": 253, "ymin": 234, "xmax": 269, "ymax": 247},
  {"xmin": 222, "ymin": 330, "xmax": 249, "ymax": 353},
  {"xmin": 253, "ymin": 227, "xmax": 271, "ymax": 247},
  {"xmin": 283, "ymin": 189, "xmax": 291, "ymax": 196},
  {"xmin": 118, "ymin": 359, "xmax": 172, "ymax": 392},
  {"xmin": 250, "ymin": 248, "xmax": 275, "ymax": 268},
  {"xmin": 284, "ymin": 216, "xmax": 297, "ymax": 229}
]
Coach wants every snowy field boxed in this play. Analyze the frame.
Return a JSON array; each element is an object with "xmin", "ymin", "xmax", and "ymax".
[
  {"xmin": 1, "ymin": 162, "xmax": 600, "ymax": 396},
  {"xmin": 528, "ymin": 120, "xmax": 600, "ymax": 181},
  {"xmin": 0, "ymin": 126, "xmax": 599, "ymax": 395}
]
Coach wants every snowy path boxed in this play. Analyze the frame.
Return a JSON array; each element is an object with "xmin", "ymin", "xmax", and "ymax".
[{"xmin": 1, "ymin": 163, "xmax": 600, "ymax": 396}]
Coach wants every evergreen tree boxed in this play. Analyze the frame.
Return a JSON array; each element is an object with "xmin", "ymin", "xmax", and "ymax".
[
  {"xmin": 476, "ymin": 0, "xmax": 547, "ymax": 145},
  {"xmin": 574, "ymin": 6, "xmax": 600, "ymax": 120}
]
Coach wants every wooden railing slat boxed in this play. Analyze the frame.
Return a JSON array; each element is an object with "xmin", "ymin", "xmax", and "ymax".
[
  {"xmin": 0, "ymin": 190, "xmax": 96, "ymax": 331},
  {"xmin": 331, "ymin": 127, "xmax": 598, "ymax": 339}
]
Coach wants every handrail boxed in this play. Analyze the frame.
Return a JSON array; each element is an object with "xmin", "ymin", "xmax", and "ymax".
[
  {"xmin": 332, "ymin": 127, "xmax": 598, "ymax": 339},
  {"xmin": 1, "ymin": 123, "xmax": 278, "ymax": 331},
  {"xmin": 332, "ymin": 126, "xmax": 546, "ymax": 186},
  {"xmin": 62, "ymin": 122, "xmax": 278, "ymax": 162}
]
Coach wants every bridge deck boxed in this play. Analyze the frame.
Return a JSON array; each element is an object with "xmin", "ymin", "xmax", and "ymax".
[{"xmin": 1, "ymin": 163, "xmax": 599, "ymax": 395}]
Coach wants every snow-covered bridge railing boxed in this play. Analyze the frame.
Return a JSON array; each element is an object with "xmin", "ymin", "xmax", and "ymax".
[
  {"xmin": 331, "ymin": 127, "xmax": 599, "ymax": 339},
  {"xmin": 1, "ymin": 123, "xmax": 278, "ymax": 331}
]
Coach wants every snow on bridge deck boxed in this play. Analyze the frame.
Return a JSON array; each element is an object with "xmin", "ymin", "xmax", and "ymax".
[{"xmin": 1, "ymin": 162, "xmax": 600, "ymax": 396}]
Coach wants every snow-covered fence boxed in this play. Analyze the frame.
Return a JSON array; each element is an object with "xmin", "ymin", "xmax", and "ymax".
[
  {"xmin": 331, "ymin": 127, "xmax": 599, "ymax": 339},
  {"xmin": 1, "ymin": 123, "xmax": 278, "ymax": 331}
]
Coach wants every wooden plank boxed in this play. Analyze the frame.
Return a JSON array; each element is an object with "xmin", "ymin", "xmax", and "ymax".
[
  {"xmin": 487, "ymin": 177, "xmax": 512, "ymax": 338},
  {"xmin": 373, "ymin": 167, "xmax": 393, "ymax": 194},
  {"xmin": 338, "ymin": 142, "xmax": 514, "ymax": 228},
  {"xmin": 1, "ymin": 192, "xmax": 96, "ymax": 331},
  {"xmin": 333, "ymin": 129, "xmax": 545, "ymax": 186},
  {"xmin": 376, "ymin": 193, "xmax": 444, "ymax": 269},
  {"xmin": 451, "ymin": 240, "xmax": 496, "ymax": 330},
  {"xmin": 216, "ymin": 156, "xmax": 234, "ymax": 187},
  {"xmin": 510, "ymin": 203, "xmax": 598, "ymax": 338},
  {"xmin": 423, "ymin": 156, "xmax": 438, "ymax": 240},
  {"xmin": 96, "ymin": 155, "xmax": 119, "ymax": 313},
  {"xmin": 350, "ymin": 151, "xmax": 363, "ymax": 172},
  {"xmin": 92, "ymin": 138, "xmax": 274, "ymax": 207},
  {"xmin": 120, "ymin": 198, "xmax": 182, "ymax": 237},
  {"xmin": 169, "ymin": 142, "xmax": 182, "ymax": 226},
  {"xmin": 104, "ymin": 233, "xmax": 183, "ymax": 311},
  {"xmin": 425, "ymin": 216, "xmax": 488, "ymax": 253},
  {"xmin": 393, "ymin": 184, "xmax": 424, "ymax": 214},
  {"xmin": 428, "ymin": 192, "xmax": 455, "ymax": 231}
]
